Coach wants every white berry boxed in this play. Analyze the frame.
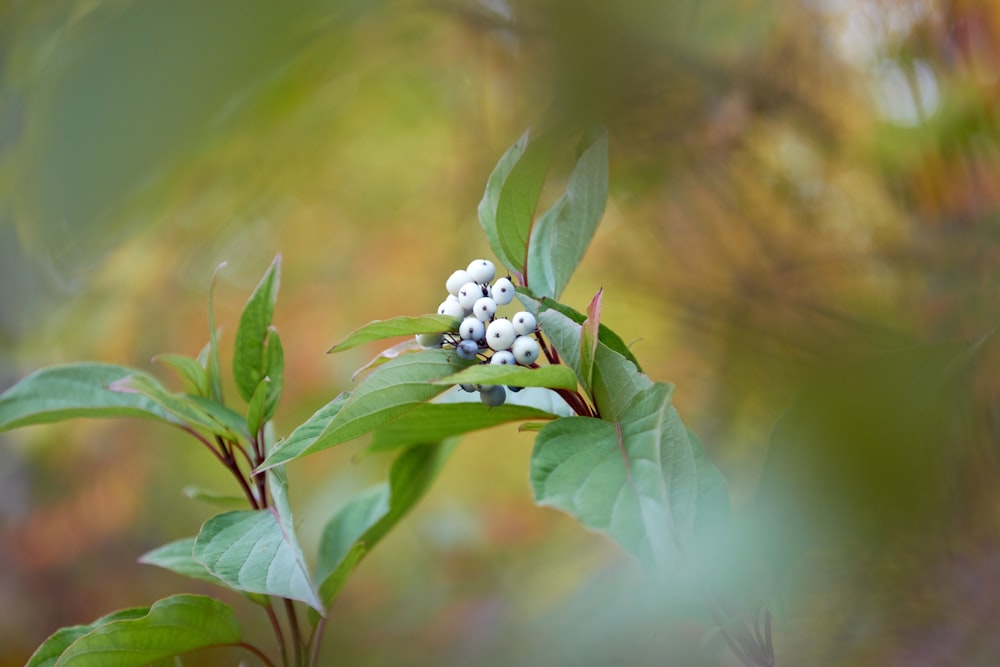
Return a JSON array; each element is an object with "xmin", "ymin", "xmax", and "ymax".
[
  {"xmin": 490, "ymin": 350, "xmax": 515, "ymax": 365},
  {"xmin": 492, "ymin": 277, "xmax": 515, "ymax": 306},
  {"xmin": 511, "ymin": 311, "xmax": 537, "ymax": 335},
  {"xmin": 457, "ymin": 282, "xmax": 483, "ymax": 310},
  {"xmin": 459, "ymin": 316, "xmax": 486, "ymax": 341},
  {"xmin": 473, "ymin": 297, "xmax": 498, "ymax": 321},
  {"xmin": 466, "ymin": 259, "xmax": 496, "ymax": 283},
  {"xmin": 512, "ymin": 335, "xmax": 540, "ymax": 365},
  {"xmin": 446, "ymin": 270, "xmax": 473, "ymax": 296},
  {"xmin": 438, "ymin": 299, "xmax": 466, "ymax": 320},
  {"xmin": 486, "ymin": 318, "xmax": 516, "ymax": 351}
]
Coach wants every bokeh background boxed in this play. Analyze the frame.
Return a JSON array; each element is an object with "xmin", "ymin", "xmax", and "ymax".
[{"xmin": 2, "ymin": 0, "xmax": 999, "ymax": 665}]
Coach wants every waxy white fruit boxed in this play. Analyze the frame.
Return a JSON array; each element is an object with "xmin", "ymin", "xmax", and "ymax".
[
  {"xmin": 512, "ymin": 335, "xmax": 540, "ymax": 365},
  {"xmin": 492, "ymin": 277, "xmax": 515, "ymax": 306},
  {"xmin": 466, "ymin": 259, "xmax": 496, "ymax": 283},
  {"xmin": 486, "ymin": 319, "xmax": 516, "ymax": 351}
]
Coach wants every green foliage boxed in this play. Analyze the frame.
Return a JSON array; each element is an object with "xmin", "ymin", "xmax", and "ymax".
[
  {"xmin": 152, "ymin": 353, "xmax": 210, "ymax": 396},
  {"xmin": 478, "ymin": 129, "xmax": 531, "ymax": 275},
  {"xmin": 26, "ymin": 608, "xmax": 149, "ymax": 667},
  {"xmin": 194, "ymin": 467, "xmax": 322, "ymax": 612},
  {"xmin": 260, "ymin": 349, "xmax": 468, "ymax": 468},
  {"xmin": 4, "ymin": 127, "xmax": 757, "ymax": 666},
  {"xmin": 314, "ymin": 441, "xmax": 453, "ymax": 610},
  {"xmin": 327, "ymin": 314, "xmax": 461, "ymax": 353},
  {"xmin": 29, "ymin": 595, "xmax": 241, "ymax": 667},
  {"xmin": 368, "ymin": 402, "xmax": 559, "ymax": 452},
  {"xmin": 531, "ymin": 382, "xmax": 729, "ymax": 575},
  {"xmin": 109, "ymin": 373, "xmax": 250, "ymax": 444},
  {"xmin": 516, "ymin": 288, "xmax": 642, "ymax": 370},
  {"xmin": 432, "ymin": 363, "xmax": 578, "ymax": 390},
  {"xmin": 526, "ymin": 129, "xmax": 609, "ymax": 298},
  {"xmin": 233, "ymin": 254, "xmax": 282, "ymax": 404},
  {"xmin": 0, "ymin": 364, "xmax": 169, "ymax": 431}
]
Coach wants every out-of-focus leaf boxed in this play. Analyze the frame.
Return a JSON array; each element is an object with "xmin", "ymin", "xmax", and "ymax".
[
  {"xmin": 328, "ymin": 314, "xmax": 460, "ymax": 353},
  {"xmin": 0, "ymin": 363, "xmax": 170, "ymax": 432},
  {"xmin": 260, "ymin": 350, "xmax": 466, "ymax": 469},
  {"xmin": 48, "ymin": 595, "xmax": 241, "ymax": 667},
  {"xmin": 526, "ymin": 129, "xmax": 608, "ymax": 298},
  {"xmin": 233, "ymin": 254, "xmax": 281, "ymax": 403},
  {"xmin": 315, "ymin": 441, "xmax": 454, "ymax": 609}
]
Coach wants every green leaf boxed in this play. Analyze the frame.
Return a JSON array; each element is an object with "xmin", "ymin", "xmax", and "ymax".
[
  {"xmin": 537, "ymin": 308, "xmax": 584, "ymax": 380},
  {"xmin": 265, "ymin": 392, "xmax": 349, "ymax": 464},
  {"xmin": 431, "ymin": 363, "xmax": 578, "ymax": 390},
  {"xmin": 51, "ymin": 595, "xmax": 241, "ymax": 667},
  {"xmin": 591, "ymin": 341, "xmax": 653, "ymax": 422},
  {"xmin": 579, "ymin": 288, "xmax": 603, "ymax": 394},
  {"xmin": 26, "ymin": 609, "xmax": 148, "ymax": 667},
  {"xmin": 233, "ymin": 254, "xmax": 281, "ymax": 403},
  {"xmin": 478, "ymin": 129, "xmax": 529, "ymax": 274},
  {"xmin": 186, "ymin": 395, "xmax": 253, "ymax": 443},
  {"xmin": 531, "ymin": 382, "xmax": 729, "ymax": 575},
  {"xmin": 152, "ymin": 353, "xmax": 209, "ymax": 397},
  {"xmin": 140, "ymin": 538, "xmax": 271, "ymax": 606},
  {"xmin": 314, "ymin": 485, "xmax": 389, "ymax": 604},
  {"xmin": 260, "ymin": 350, "xmax": 466, "ymax": 469},
  {"xmin": 536, "ymin": 304, "xmax": 649, "ymax": 420},
  {"xmin": 206, "ymin": 262, "xmax": 226, "ymax": 403},
  {"xmin": 109, "ymin": 374, "xmax": 249, "ymax": 444},
  {"xmin": 0, "ymin": 363, "xmax": 170, "ymax": 432},
  {"xmin": 138, "ymin": 538, "xmax": 226, "ymax": 588},
  {"xmin": 194, "ymin": 467, "xmax": 322, "ymax": 612},
  {"xmin": 262, "ymin": 326, "xmax": 284, "ymax": 423},
  {"xmin": 516, "ymin": 288, "xmax": 642, "ymax": 371},
  {"xmin": 369, "ymin": 402, "xmax": 558, "ymax": 453},
  {"xmin": 496, "ymin": 134, "xmax": 554, "ymax": 274},
  {"xmin": 328, "ymin": 314, "xmax": 461, "ymax": 353},
  {"xmin": 526, "ymin": 129, "xmax": 609, "ymax": 298},
  {"xmin": 478, "ymin": 129, "xmax": 555, "ymax": 276},
  {"xmin": 315, "ymin": 441, "xmax": 454, "ymax": 609},
  {"xmin": 246, "ymin": 378, "xmax": 271, "ymax": 436}
]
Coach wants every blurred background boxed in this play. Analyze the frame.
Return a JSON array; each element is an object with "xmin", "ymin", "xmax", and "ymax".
[{"xmin": 1, "ymin": 0, "xmax": 999, "ymax": 664}]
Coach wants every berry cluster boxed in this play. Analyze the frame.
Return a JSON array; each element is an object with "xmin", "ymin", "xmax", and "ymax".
[{"xmin": 416, "ymin": 259, "xmax": 541, "ymax": 407}]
